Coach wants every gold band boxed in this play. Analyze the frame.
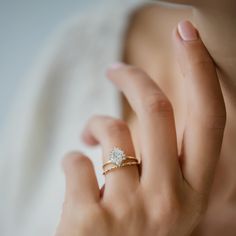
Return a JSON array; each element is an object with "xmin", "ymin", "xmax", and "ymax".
[
  {"xmin": 102, "ymin": 156, "xmax": 138, "ymax": 168},
  {"xmin": 102, "ymin": 147, "xmax": 140, "ymax": 175},
  {"xmin": 103, "ymin": 161, "xmax": 140, "ymax": 175}
]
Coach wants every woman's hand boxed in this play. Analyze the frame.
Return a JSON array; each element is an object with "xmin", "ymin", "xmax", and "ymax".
[{"xmin": 55, "ymin": 21, "xmax": 226, "ymax": 236}]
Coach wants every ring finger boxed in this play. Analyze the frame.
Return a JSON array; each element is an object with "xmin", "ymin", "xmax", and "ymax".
[{"xmin": 81, "ymin": 115, "xmax": 140, "ymax": 198}]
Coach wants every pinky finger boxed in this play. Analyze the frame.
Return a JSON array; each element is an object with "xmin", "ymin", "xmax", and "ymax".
[{"xmin": 62, "ymin": 152, "xmax": 100, "ymax": 205}]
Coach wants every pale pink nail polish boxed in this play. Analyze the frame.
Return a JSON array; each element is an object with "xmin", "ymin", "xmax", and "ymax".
[
  {"xmin": 109, "ymin": 62, "xmax": 126, "ymax": 70},
  {"xmin": 178, "ymin": 20, "xmax": 198, "ymax": 41}
]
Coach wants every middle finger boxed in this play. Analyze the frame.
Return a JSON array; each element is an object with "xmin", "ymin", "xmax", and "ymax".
[{"xmin": 107, "ymin": 64, "xmax": 181, "ymax": 190}]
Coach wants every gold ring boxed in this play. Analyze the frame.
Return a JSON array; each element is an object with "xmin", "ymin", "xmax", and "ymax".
[
  {"xmin": 103, "ymin": 161, "xmax": 139, "ymax": 175},
  {"xmin": 102, "ymin": 147, "xmax": 140, "ymax": 175}
]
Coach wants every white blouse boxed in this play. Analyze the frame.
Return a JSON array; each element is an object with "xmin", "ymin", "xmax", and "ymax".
[{"xmin": 0, "ymin": 0, "xmax": 149, "ymax": 235}]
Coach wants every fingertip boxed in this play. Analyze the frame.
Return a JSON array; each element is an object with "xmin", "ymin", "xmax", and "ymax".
[
  {"xmin": 109, "ymin": 62, "xmax": 127, "ymax": 70},
  {"xmin": 62, "ymin": 151, "xmax": 87, "ymax": 173},
  {"xmin": 106, "ymin": 62, "xmax": 136, "ymax": 86},
  {"xmin": 106, "ymin": 62, "xmax": 127, "ymax": 79},
  {"xmin": 177, "ymin": 20, "xmax": 199, "ymax": 42},
  {"xmin": 173, "ymin": 20, "xmax": 212, "ymax": 65},
  {"xmin": 62, "ymin": 151, "xmax": 99, "ymax": 204}
]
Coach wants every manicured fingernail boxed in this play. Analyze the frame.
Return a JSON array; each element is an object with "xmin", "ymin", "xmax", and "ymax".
[
  {"xmin": 109, "ymin": 62, "xmax": 126, "ymax": 70},
  {"xmin": 178, "ymin": 20, "xmax": 198, "ymax": 41}
]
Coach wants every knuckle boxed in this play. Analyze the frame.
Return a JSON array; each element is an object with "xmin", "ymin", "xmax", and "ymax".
[
  {"xmin": 204, "ymin": 113, "xmax": 226, "ymax": 131},
  {"xmin": 193, "ymin": 107, "xmax": 226, "ymax": 132},
  {"xmin": 142, "ymin": 92, "xmax": 173, "ymax": 115},
  {"xmin": 160, "ymin": 198, "xmax": 181, "ymax": 222},
  {"xmin": 82, "ymin": 207, "xmax": 103, "ymax": 223},
  {"xmin": 79, "ymin": 207, "xmax": 108, "ymax": 232},
  {"xmin": 148, "ymin": 195, "xmax": 182, "ymax": 226},
  {"xmin": 107, "ymin": 196, "xmax": 143, "ymax": 223},
  {"xmin": 191, "ymin": 98, "xmax": 226, "ymax": 131},
  {"xmin": 105, "ymin": 119, "xmax": 129, "ymax": 137},
  {"xmin": 125, "ymin": 66, "xmax": 147, "ymax": 79},
  {"xmin": 114, "ymin": 202, "xmax": 144, "ymax": 228},
  {"xmin": 185, "ymin": 42, "xmax": 213, "ymax": 68},
  {"xmin": 208, "ymin": 102, "xmax": 226, "ymax": 130},
  {"xmin": 115, "ymin": 203, "xmax": 133, "ymax": 221},
  {"xmin": 189, "ymin": 57, "xmax": 213, "ymax": 70}
]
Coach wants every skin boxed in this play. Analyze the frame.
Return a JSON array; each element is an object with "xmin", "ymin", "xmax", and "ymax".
[
  {"xmin": 55, "ymin": 21, "xmax": 227, "ymax": 235},
  {"xmin": 121, "ymin": 1, "xmax": 236, "ymax": 234}
]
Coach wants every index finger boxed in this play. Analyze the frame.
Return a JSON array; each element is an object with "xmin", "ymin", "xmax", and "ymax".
[{"xmin": 174, "ymin": 21, "xmax": 226, "ymax": 194}]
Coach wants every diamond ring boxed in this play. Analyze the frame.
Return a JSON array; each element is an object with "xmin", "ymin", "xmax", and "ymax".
[{"xmin": 102, "ymin": 147, "xmax": 140, "ymax": 175}]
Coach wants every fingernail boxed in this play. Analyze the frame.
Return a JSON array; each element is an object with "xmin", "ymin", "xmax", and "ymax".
[
  {"xmin": 178, "ymin": 20, "xmax": 198, "ymax": 41},
  {"xmin": 109, "ymin": 62, "xmax": 126, "ymax": 70}
]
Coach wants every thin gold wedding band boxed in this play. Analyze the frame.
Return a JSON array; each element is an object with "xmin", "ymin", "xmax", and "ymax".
[{"xmin": 102, "ymin": 147, "xmax": 140, "ymax": 175}]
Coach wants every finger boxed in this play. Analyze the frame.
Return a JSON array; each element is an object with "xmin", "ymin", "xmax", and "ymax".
[
  {"xmin": 174, "ymin": 21, "xmax": 226, "ymax": 194},
  {"xmin": 107, "ymin": 64, "xmax": 181, "ymax": 190},
  {"xmin": 62, "ymin": 152, "xmax": 100, "ymax": 205},
  {"xmin": 82, "ymin": 115, "xmax": 139, "ymax": 198}
]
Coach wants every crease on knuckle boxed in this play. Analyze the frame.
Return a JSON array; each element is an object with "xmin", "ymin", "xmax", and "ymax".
[
  {"xmin": 189, "ymin": 57, "xmax": 213, "ymax": 69},
  {"xmin": 125, "ymin": 66, "xmax": 146, "ymax": 79},
  {"xmin": 105, "ymin": 119, "xmax": 129, "ymax": 137},
  {"xmin": 191, "ymin": 101, "xmax": 226, "ymax": 131},
  {"xmin": 142, "ymin": 93, "xmax": 173, "ymax": 115},
  {"xmin": 162, "ymin": 197, "xmax": 181, "ymax": 221},
  {"xmin": 185, "ymin": 43, "xmax": 213, "ymax": 69},
  {"xmin": 115, "ymin": 203, "xmax": 133, "ymax": 222},
  {"xmin": 109, "ymin": 197, "xmax": 143, "ymax": 224},
  {"xmin": 195, "ymin": 110, "xmax": 226, "ymax": 132},
  {"xmin": 204, "ymin": 113, "xmax": 226, "ymax": 131},
  {"xmin": 148, "ymin": 195, "xmax": 181, "ymax": 227},
  {"xmin": 78, "ymin": 207, "xmax": 107, "ymax": 232}
]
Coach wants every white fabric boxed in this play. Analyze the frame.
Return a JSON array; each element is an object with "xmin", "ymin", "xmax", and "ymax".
[{"xmin": 0, "ymin": 0, "xmax": 148, "ymax": 235}]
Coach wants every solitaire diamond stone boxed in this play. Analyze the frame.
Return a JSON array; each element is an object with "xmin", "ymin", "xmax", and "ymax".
[{"xmin": 109, "ymin": 147, "xmax": 126, "ymax": 166}]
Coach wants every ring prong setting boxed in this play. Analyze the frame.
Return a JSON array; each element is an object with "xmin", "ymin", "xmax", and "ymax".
[{"xmin": 109, "ymin": 147, "xmax": 126, "ymax": 167}]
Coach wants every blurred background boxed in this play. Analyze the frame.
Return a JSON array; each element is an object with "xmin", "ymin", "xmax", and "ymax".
[{"xmin": 0, "ymin": 0, "xmax": 101, "ymax": 131}]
